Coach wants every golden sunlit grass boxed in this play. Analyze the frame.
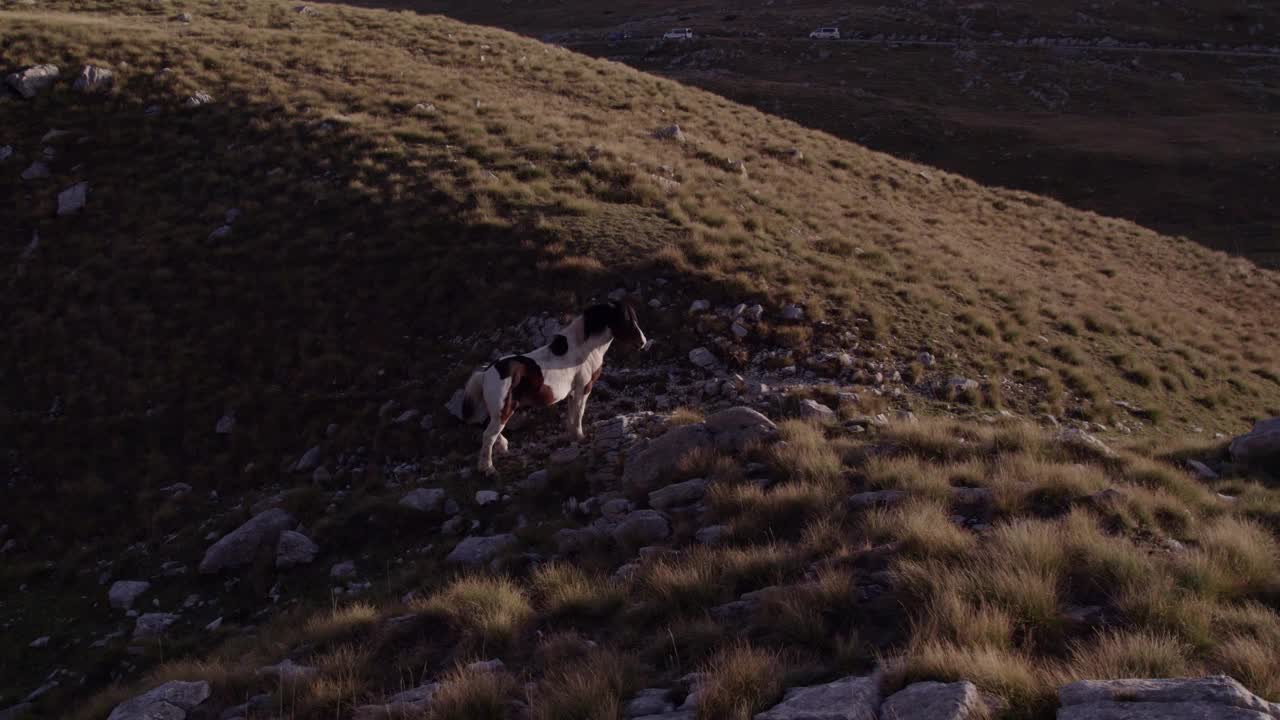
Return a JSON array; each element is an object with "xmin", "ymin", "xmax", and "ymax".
[
  {"xmin": 303, "ymin": 601, "xmax": 380, "ymax": 646},
  {"xmin": 415, "ymin": 575, "xmax": 533, "ymax": 649},
  {"xmin": 531, "ymin": 563, "xmax": 625, "ymax": 618}
]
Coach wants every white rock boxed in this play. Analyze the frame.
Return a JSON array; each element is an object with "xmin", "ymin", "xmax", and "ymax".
[
  {"xmin": 400, "ymin": 488, "xmax": 446, "ymax": 512},
  {"xmin": 199, "ymin": 508, "xmax": 296, "ymax": 574},
  {"xmin": 731, "ymin": 322, "xmax": 749, "ymax": 339},
  {"xmin": 56, "ymin": 181, "xmax": 89, "ymax": 215},
  {"xmin": 330, "ymin": 560, "xmax": 356, "ymax": 579},
  {"xmin": 208, "ymin": 225, "xmax": 232, "ymax": 241},
  {"xmin": 6, "ymin": 65, "xmax": 60, "ymax": 98},
  {"xmin": 446, "ymin": 534, "xmax": 516, "ymax": 566},
  {"xmin": 0, "ymin": 146, "xmax": 13, "ymax": 162},
  {"xmin": 72, "ymin": 65, "xmax": 114, "ymax": 93},
  {"xmin": 184, "ymin": 91, "xmax": 213, "ymax": 107},
  {"xmin": 475, "ymin": 490, "xmax": 500, "ymax": 506},
  {"xmin": 29, "ymin": 636, "xmax": 49, "ymax": 648},
  {"xmin": 689, "ymin": 299, "xmax": 711, "ymax": 313},
  {"xmin": 133, "ymin": 612, "xmax": 178, "ymax": 639},
  {"xmin": 798, "ymin": 399, "xmax": 836, "ymax": 421},
  {"xmin": 108, "ymin": 580, "xmax": 151, "ymax": 610}
]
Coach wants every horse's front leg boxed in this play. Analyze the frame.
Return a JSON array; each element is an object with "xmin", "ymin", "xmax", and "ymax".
[{"xmin": 564, "ymin": 389, "xmax": 586, "ymax": 442}]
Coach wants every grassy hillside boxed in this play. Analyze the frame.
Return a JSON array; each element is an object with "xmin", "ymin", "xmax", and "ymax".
[{"xmin": 1, "ymin": 0, "xmax": 1279, "ymax": 717}]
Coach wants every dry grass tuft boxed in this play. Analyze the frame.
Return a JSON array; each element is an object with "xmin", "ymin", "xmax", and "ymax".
[
  {"xmin": 428, "ymin": 666, "xmax": 517, "ymax": 720},
  {"xmin": 531, "ymin": 563, "xmax": 625, "ymax": 618},
  {"xmin": 696, "ymin": 643, "xmax": 784, "ymax": 720},
  {"xmin": 415, "ymin": 576, "xmax": 533, "ymax": 649}
]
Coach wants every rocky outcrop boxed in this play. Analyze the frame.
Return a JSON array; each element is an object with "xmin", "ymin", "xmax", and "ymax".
[
  {"xmin": 1229, "ymin": 417, "xmax": 1280, "ymax": 471},
  {"xmin": 623, "ymin": 425, "xmax": 712, "ymax": 491},
  {"xmin": 756, "ymin": 675, "xmax": 880, "ymax": 720},
  {"xmin": 623, "ymin": 407, "xmax": 778, "ymax": 491},
  {"xmin": 1057, "ymin": 676, "xmax": 1280, "ymax": 720},
  {"xmin": 107, "ymin": 681, "xmax": 210, "ymax": 720},
  {"xmin": 881, "ymin": 681, "xmax": 984, "ymax": 720},
  {"xmin": 199, "ymin": 508, "xmax": 296, "ymax": 574}
]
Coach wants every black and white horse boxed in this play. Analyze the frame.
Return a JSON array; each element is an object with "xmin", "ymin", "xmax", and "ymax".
[{"xmin": 453, "ymin": 301, "xmax": 648, "ymax": 474}]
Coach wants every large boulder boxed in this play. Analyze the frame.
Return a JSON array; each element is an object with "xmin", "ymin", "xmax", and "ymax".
[
  {"xmin": 611, "ymin": 510, "xmax": 671, "ymax": 548},
  {"xmin": 107, "ymin": 681, "xmax": 210, "ymax": 720},
  {"xmin": 1057, "ymin": 676, "xmax": 1280, "ymax": 720},
  {"xmin": 623, "ymin": 424, "xmax": 712, "ymax": 491},
  {"xmin": 199, "ymin": 508, "xmax": 296, "ymax": 574},
  {"xmin": 6, "ymin": 65, "xmax": 60, "ymax": 98},
  {"xmin": 705, "ymin": 406, "xmax": 778, "ymax": 451},
  {"xmin": 624, "ymin": 407, "xmax": 779, "ymax": 491},
  {"xmin": 1229, "ymin": 418, "xmax": 1280, "ymax": 471},
  {"xmin": 755, "ymin": 675, "xmax": 880, "ymax": 720},
  {"xmin": 446, "ymin": 534, "xmax": 517, "ymax": 566},
  {"xmin": 649, "ymin": 478, "xmax": 710, "ymax": 510},
  {"xmin": 108, "ymin": 580, "xmax": 151, "ymax": 610},
  {"xmin": 881, "ymin": 681, "xmax": 983, "ymax": 720}
]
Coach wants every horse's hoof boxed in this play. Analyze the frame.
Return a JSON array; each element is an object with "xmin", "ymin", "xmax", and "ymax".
[{"xmin": 495, "ymin": 437, "xmax": 510, "ymax": 454}]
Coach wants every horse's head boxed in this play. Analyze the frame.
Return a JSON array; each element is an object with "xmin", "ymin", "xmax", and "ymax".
[{"xmin": 584, "ymin": 300, "xmax": 648, "ymax": 350}]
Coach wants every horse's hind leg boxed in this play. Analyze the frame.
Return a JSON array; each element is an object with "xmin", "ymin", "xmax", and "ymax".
[{"xmin": 478, "ymin": 378, "xmax": 511, "ymax": 474}]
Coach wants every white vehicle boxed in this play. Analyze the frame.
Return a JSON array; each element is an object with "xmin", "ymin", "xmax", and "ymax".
[
  {"xmin": 809, "ymin": 27, "xmax": 840, "ymax": 40},
  {"xmin": 663, "ymin": 28, "xmax": 695, "ymax": 40}
]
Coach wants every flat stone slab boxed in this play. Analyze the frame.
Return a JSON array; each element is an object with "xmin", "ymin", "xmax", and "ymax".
[{"xmin": 756, "ymin": 675, "xmax": 880, "ymax": 720}]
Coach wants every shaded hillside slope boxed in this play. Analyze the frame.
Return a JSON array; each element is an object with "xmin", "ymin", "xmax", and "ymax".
[{"xmin": 4, "ymin": 1, "xmax": 1277, "ymax": 434}]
